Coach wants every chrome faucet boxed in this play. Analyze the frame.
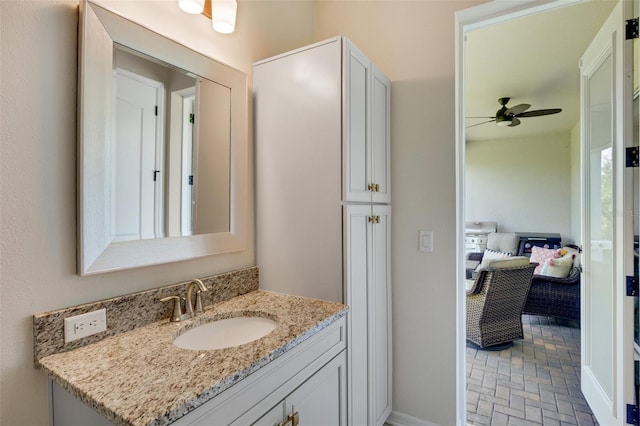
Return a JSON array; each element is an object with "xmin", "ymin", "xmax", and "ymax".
[{"xmin": 160, "ymin": 279, "xmax": 209, "ymax": 322}]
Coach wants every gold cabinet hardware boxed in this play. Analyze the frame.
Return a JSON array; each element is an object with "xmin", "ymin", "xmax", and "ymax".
[
  {"xmin": 277, "ymin": 412, "xmax": 299, "ymax": 426},
  {"xmin": 368, "ymin": 183, "xmax": 380, "ymax": 192},
  {"xmin": 368, "ymin": 215, "xmax": 380, "ymax": 224}
]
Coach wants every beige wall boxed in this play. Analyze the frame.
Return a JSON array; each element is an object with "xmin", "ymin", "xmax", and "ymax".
[
  {"xmin": 0, "ymin": 1, "xmax": 314, "ymax": 424},
  {"xmin": 1, "ymin": 1, "xmax": 492, "ymax": 425},
  {"xmin": 465, "ymin": 132, "xmax": 575, "ymax": 243},
  {"xmin": 314, "ymin": 2, "xmax": 486, "ymax": 424}
]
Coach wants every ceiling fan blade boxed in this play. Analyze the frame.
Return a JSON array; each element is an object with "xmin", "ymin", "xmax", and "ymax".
[
  {"xmin": 466, "ymin": 116, "xmax": 495, "ymax": 119},
  {"xmin": 505, "ymin": 103, "xmax": 530, "ymax": 116},
  {"xmin": 508, "ymin": 118, "xmax": 521, "ymax": 127},
  {"xmin": 466, "ymin": 119, "xmax": 495, "ymax": 128},
  {"xmin": 516, "ymin": 108, "xmax": 562, "ymax": 118}
]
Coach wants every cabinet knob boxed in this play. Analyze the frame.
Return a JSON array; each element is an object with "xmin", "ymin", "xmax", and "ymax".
[
  {"xmin": 368, "ymin": 215, "xmax": 380, "ymax": 224},
  {"xmin": 277, "ymin": 412, "xmax": 299, "ymax": 426},
  {"xmin": 368, "ymin": 183, "xmax": 380, "ymax": 192}
]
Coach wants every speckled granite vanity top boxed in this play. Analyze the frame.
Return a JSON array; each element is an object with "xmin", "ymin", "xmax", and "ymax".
[{"xmin": 35, "ymin": 288, "xmax": 347, "ymax": 426}]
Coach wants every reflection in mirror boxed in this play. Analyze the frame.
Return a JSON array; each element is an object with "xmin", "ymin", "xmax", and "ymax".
[
  {"xmin": 78, "ymin": 0, "xmax": 247, "ymax": 275},
  {"xmin": 111, "ymin": 45, "xmax": 230, "ymax": 241}
]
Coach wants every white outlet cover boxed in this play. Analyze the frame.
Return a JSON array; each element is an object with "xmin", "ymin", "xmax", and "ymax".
[{"xmin": 64, "ymin": 308, "xmax": 107, "ymax": 343}]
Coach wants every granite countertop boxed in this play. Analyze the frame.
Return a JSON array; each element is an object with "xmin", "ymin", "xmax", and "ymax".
[{"xmin": 36, "ymin": 290, "xmax": 348, "ymax": 426}]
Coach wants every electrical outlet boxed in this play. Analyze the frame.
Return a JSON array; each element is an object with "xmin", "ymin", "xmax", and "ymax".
[{"xmin": 64, "ymin": 308, "xmax": 107, "ymax": 343}]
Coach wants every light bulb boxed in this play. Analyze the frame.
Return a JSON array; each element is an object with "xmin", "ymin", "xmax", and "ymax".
[
  {"xmin": 212, "ymin": 0, "xmax": 237, "ymax": 34},
  {"xmin": 179, "ymin": 0, "xmax": 204, "ymax": 14}
]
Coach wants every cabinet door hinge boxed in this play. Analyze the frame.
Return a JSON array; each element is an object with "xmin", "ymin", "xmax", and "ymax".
[
  {"xmin": 627, "ymin": 276, "xmax": 639, "ymax": 297},
  {"xmin": 634, "ymin": 362, "xmax": 640, "ymax": 426},
  {"xmin": 626, "ymin": 147, "xmax": 639, "ymax": 168},
  {"xmin": 628, "ymin": 404, "xmax": 639, "ymax": 425},
  {"xmin": 627, "ymin": 17, "xmax": 639, "ymax": 40}
]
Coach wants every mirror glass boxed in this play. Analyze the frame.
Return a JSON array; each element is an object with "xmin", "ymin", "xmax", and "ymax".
[
  {"xmin": 78, "ymin": 0, "xmax": 247, "ymax": 275},
  {"xmin": 112, "ymin": 44, "xmax": 230, "ymax": 240}
]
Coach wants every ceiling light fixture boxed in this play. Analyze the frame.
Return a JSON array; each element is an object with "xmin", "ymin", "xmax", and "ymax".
[
  {"xmin": 178, "ymin": 0, "xmax": 205, "ymax": 14},
  {"xmin": 211, "ymin": 0, "xmax": 237, "ymax": 34},
  {"xmin": 182, "ymin": 0, "xmax": 238, "ymax": 35}
]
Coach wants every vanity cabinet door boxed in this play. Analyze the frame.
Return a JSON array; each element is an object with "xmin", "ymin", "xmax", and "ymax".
[
  {"xmin": 343, "ymin": 40, "xmax": 391, "ymax": 204},
  {"xmin": 370, "ymin": 66, "xmax": 391, "ymax": 204},
  {"xmin": 344, "ymin": 204, "xmax": 392, "ymax": 426},
  {"xmin": 370, "ymin": 205, "xmax": 392, "ymax": 425},
  {"xmin": 250, "ymin": 401, "xmax": 286, "ymax": 425},
  {"xmin": 343, "ymin": 39, "xmax": 371, "ymax": 203},
  {"xmin": 284, "ymin": 350, "xmax": 347, "ymax": 426}
]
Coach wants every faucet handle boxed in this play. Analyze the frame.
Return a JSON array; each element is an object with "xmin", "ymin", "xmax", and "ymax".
[
  {"xmin": 195, "ymin": 290, "xmax": 204, "ymax": 314},
  {"xmin": 160, "ymin": 296, "xmax": 183, "ymax": 322}
]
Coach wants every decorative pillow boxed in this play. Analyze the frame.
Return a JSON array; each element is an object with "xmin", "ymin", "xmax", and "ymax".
[
  {"xmin": 476, "ymin": 249, "xmax": 511, "ymax": 271},
  {"xmin": 540, "ymin": 253, "xmax": 575, "ymax": 278},
  {"xmin": 561, "ymin": 246, "xmax": 580, "ymax": 268},
  {"xmin": 530, "ymin": 246, "xmax": 560, "ymax": 275}
]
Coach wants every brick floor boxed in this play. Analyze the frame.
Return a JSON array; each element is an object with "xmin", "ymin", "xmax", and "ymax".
[{"xmin": 466, "ymin": 315, "xmax": 597, "ymax": 426}]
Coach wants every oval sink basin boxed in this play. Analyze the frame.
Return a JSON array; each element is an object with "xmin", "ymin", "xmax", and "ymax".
[{"xmin": 173, "ymin": 316, "xmax": 277, "ymax": 350}]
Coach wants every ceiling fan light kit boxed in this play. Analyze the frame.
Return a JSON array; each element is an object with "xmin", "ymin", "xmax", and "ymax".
[{"xmin": 467, "ymin": 97, "xmax": 562, "ymax": 128}]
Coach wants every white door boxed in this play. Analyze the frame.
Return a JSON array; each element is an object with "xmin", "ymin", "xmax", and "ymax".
[
  {"xmin": 370, "ymin": 204, "xmax": 392, "ymax": 426},
  {"xmin": 344, "ymin": 39, "xmax": 371, "ymax": 203},
  {"xmin": 181, "ymin": 95, "xmax": 195, "ymax": 236},
  {"xmin": 344, "ymin": 204, "xmax": 392, "ymax": 426},
  {"xmin": 580, "ymin": 1, "xmax": 635, "ymax": 423},
  {"xmin": 370, "ymin": 66, "xmax": 391, "ymax": 205},
  {"xmin": 286, "ymin": 351, "xmax": 347, "ymax": 426},
  {"xmin": 113, "ymin": 68, "xmax": 164, "ymax": 241},
  {"xmin": 344, "ymin": 204, "xmax": 371, "ymax": 426}
]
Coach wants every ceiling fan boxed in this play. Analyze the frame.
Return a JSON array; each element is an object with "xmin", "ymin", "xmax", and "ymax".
[{"xmin": 467, "ymin": 97, "xmax": 562, "ymax": 128}]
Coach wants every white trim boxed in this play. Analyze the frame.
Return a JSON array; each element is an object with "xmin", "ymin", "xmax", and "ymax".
[{"xmin": 385, "ymin": 410, "xmax": 439, "ymax": 426}]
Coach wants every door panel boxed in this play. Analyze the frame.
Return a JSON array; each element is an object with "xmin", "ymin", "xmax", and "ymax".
[
  {"xmin": 586, "ymin": 53, "xmax": 614, "ymax": 399},
  {"xmin": 113, "ymin": 69, "xmax": 160, "ymax": 241},
  {"xmin": 344, "ymin": 204, "xmax": 371, "ymax": 426},
  {"xmin": 580, "ymin": 1, "xmax": 635, "ymax": 423}
]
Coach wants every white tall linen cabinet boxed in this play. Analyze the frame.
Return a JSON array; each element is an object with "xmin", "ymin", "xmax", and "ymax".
[{"xmin": 253, "ymin": 37, "xmax": 392, "ymax": 426}]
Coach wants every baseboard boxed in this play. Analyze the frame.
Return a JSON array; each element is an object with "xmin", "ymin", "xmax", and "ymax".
[{"xmin": 385, "ymin": 410, "xmax": 440, "ymax": 426}]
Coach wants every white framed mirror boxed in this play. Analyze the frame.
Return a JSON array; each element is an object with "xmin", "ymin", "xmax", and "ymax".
[{"xmin": 78, "ymin": 0, "xmax": 248, "ymax": 275}]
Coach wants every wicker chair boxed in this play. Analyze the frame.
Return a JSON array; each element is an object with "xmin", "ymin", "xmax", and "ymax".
[
  {"xmin": 522, "ymin": 267, "xmax": 581, "ymax": 323},
  {"xmin": 466, "ymin": 259, "xmax": 537, "ymax": 349}
]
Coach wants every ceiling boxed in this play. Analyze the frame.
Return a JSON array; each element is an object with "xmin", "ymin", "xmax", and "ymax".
[{"xmin": 464, "ymin": 0, "xmax": 616, "ymax": 143}]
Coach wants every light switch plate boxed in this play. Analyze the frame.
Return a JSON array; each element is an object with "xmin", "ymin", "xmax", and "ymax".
[{"xmin": 419, "ymin": 230, "xmax": 433, "ymax": 253}]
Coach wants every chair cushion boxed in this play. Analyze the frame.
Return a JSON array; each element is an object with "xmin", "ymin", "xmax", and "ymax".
[
  {"xmin": 485, "ymin": 256, "xmax": 530, "ymax": 269},
  {"xmin": 486, "ymin": 232, "xmax": 519, "ymax": 254},
  {"xmin": 467, "ymin": 256, "xmax": 530, "ymax": 294}
]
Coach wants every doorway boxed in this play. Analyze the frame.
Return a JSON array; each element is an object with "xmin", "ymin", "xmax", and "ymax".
[{"xmin": 455, "ymin": 1, "xmax": 637, "ymax": 424}]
